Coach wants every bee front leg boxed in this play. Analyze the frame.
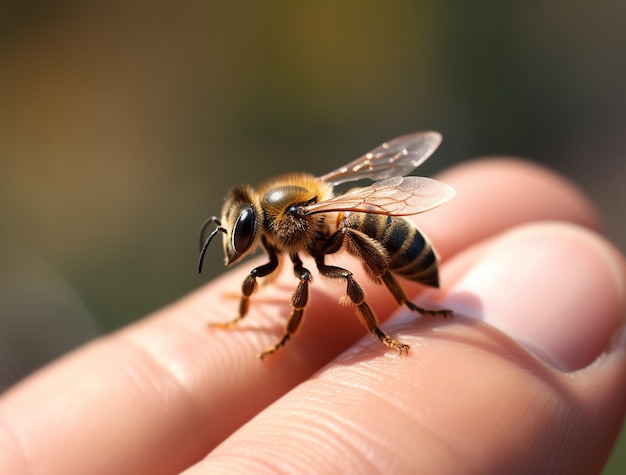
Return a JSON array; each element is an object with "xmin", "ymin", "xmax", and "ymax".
[
  {"xmin": 314, "ymin": 255, "xmax": 409, "ymax": 355},
  {"xmin": 260, "ymin": 253, "xmax": 312, "ymax": 360},
  {"xmin": 209, "ymin": 245, "xmax": 279, "ymax": 329}
]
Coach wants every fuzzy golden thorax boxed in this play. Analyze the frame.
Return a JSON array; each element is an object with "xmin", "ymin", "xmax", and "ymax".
[{"xmin": 257, "ymin": 173, "xmax": 334, "ymax": 252}]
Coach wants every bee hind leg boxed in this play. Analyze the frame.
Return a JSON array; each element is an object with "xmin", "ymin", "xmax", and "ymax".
[
  {"xmin": 381, "ymin": 271, "xmax": 453, "ymax": 318},
  {"xmin": 315, "ymin": 257, "xmax": 409, "ymax": 355}
]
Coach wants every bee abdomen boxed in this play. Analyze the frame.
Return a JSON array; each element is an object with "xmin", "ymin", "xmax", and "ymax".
[{"xmin": 353, "ymin": 214, "xmax": 440, "ymax": 288}]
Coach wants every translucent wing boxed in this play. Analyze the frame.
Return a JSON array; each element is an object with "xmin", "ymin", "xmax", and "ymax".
[
  {"xmin": 319, "ymin": 131, "xmax": 442, "ymax": 186},
  {"xmin": 303, "ymin": 176, "xmax": 455, "ymax": 216}
]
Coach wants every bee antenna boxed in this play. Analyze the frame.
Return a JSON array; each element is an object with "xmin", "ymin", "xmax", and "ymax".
[
  {"xmin": 198, "ymin": 217, "xmax": 226, "ymax": 274},
  {"xmin": 199, "ymin": 216, "xmax": 221, "ymax": 250}
]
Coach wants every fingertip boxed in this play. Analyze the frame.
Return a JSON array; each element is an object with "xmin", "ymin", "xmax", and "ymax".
[
  {"xmin": 420, "ymin": 158, "xmax": 601, "ymax": 259},
  {"xmin": 446, "ymin": 222, "xmax": 626, "ymax": 371}
]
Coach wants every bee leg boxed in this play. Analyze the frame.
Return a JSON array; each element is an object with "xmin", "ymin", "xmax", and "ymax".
[
  {"xmin": 260, "ymin": 253, "xmax": 311, "ymax": 360},
  {"xmin": 315, "ymin": 257, "xmax": 409, "ymax": 355},
  {"xmin": 323, "ymin": 227, "xmax": 388, "ymax": 279},
  {"xmin": 210, "ymin": 245, "xmax": 279, "ymax": 329},
  {"xmin": 381, "ymin": 271, "xmax": 453, "ymax": 318}
]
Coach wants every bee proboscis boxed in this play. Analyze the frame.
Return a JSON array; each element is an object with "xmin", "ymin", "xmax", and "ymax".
[{"xmin": 199, "ymin": 131, "xmax": 455, "ymax": 359}]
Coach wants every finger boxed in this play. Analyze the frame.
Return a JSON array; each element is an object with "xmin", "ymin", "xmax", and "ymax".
[
  {"xmin": 0, "ymin": 159, "xmax": 601, "ymax": 475},
  {"xmin": 414, "ymin": 158, "xmax": 601, "ymax": 259},
  {"xmin": 188, "ymin": 223, "xmax": 626, "ymax": 474}
]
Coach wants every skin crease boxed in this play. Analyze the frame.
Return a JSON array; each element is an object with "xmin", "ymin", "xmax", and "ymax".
[{"xmin": 0, "ymin": 158, "xmax": 624, "ymax": 475}]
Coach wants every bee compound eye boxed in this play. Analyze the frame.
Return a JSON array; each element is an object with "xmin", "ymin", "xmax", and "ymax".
[{"xmin": 232, "ymin": 206, "xmax": 256, "ymax": 254}]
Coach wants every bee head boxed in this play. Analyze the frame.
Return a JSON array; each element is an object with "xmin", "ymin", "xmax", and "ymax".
[{"xmin": 198, "ymin": 185, "xmax": 262, "ymax": 273}]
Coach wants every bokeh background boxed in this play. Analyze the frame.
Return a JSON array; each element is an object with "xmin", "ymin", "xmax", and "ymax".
[{"xmin": 1, "ymin": 1, "xmax": 625, "ymax": 470}]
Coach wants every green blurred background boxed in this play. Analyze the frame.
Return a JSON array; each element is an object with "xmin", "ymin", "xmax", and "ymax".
[{"xmin": 1, "ymin": 1, "xmax": 625, "ymax": 471}]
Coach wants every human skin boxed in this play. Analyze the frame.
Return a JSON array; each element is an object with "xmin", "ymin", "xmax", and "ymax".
[{"xmin": 0, "ymin": 158, "xmax": 624, "ymax": 474}]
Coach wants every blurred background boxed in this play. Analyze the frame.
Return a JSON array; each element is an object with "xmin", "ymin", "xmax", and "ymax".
[{"xmin": 0, "ymin": 0, "xmax": 625, "ymax": 470}]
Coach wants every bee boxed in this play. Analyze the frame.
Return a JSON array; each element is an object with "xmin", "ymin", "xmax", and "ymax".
[{"xmin": 198, "ymin": 131, "xmax": 455, "ymax": 359}]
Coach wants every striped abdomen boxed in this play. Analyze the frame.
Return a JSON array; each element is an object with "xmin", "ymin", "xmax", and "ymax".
[{"xmin": 344, "ymin": 213, "xmax": 440, "ymax": 288}]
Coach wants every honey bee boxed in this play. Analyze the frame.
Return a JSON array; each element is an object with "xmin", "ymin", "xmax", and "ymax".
[{"xmin": 199, "ymin": 131, "xmax": 455, "ymax": 359}]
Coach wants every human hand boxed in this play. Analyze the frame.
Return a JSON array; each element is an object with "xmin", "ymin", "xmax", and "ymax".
[{"xmin": 1, "ymin": 159, "xmax": 624, "ymax": 474}]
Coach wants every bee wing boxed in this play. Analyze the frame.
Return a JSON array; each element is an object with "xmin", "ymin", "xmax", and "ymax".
[
  {"xmin": 304, "ymin": 176, "xmax": 455, "ymax": 216},
  {"xmin": 319, "ymin": 131, "xmax": 442, "ymax": 186}
]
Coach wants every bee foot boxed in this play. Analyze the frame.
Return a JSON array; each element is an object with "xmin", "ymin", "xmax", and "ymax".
[
  {"xmin": 382, "ymin": 336, "xmax": 410, "ymax": 355},
  {"xmin": 423, "ymin": 308, "xmax": 453, "ymax": 319},
  {"xmin": 406, "ymin": 301, "xmax": 453, "ymax": 319},
  {"xmin": 208, "ymin": 318, "xmax": 242, "ymax": 329},
  {"xmin": 438, "ymin": 309, "xmax": 454, "ymax": 319},
  {"xmin": 259, "ymin": 334, "xmax": 291, "ymax": 360}
]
